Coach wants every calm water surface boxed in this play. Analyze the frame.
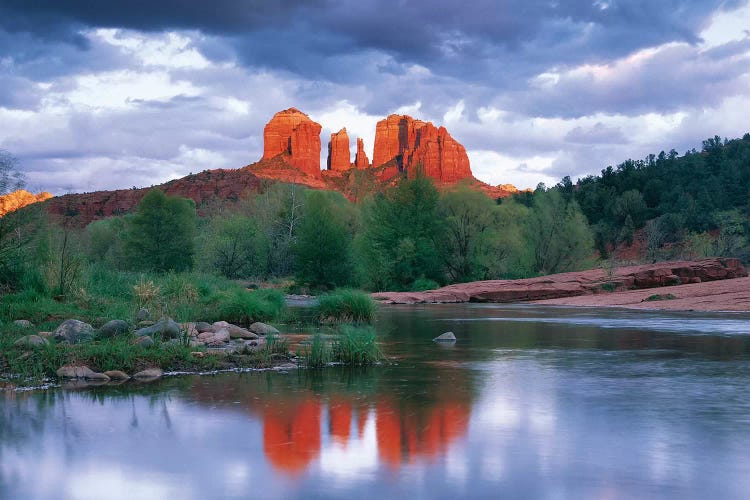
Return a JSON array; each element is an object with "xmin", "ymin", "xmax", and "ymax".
[{"xmin": 3, "ymin": 304, "xmax": 750, "ymax": 499}]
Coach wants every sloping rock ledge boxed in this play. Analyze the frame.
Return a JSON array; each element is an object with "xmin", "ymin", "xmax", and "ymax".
[{"xmin": 371, "ymin": 258, "xmax": 747, "ymax": 304}]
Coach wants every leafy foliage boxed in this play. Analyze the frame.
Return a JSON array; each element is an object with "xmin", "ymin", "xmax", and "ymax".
[{"xmin": 123, "ymin": 190, "xmax": 197, "ymax": 272}]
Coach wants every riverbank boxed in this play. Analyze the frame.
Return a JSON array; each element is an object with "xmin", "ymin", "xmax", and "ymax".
[
  {"xmin": 372, "ymin": 258, "xmax": 748, "ymax": 311},
  {"xmin": 532, "ymin": 276, "xmax": 750, "ymax": 311}
]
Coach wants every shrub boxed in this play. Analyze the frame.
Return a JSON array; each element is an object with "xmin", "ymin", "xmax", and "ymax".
[
  {"xmin": 316, "ymin": 289, "xmax": 376, "ymax": 324},
  {"xmin": 411, "ymin": 278, "xmax": 439, "ymax": 291},
  {"xmin": 205, "ymin": 288, "xmax": 285, "ymax": 326}
]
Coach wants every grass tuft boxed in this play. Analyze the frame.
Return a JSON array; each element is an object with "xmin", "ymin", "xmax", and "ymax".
[{"xmin": 316, "ymin": 289, "xmax": 376, "ymax": 324}]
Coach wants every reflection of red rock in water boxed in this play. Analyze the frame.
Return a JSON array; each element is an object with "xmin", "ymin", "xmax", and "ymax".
[
  {"xmin": 376, "ymin": 401, "xmax": 470, "ymax": 467},
  {"xmin": 329, "ymin": 400, "xmax": 352, "ymax": 445},
  {"xmin": 263, "ymin": 399, "xmax": 321, "ymax": 475}
]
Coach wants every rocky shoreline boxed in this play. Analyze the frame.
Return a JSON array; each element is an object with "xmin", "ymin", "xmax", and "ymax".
[
  {"xmin": 1, "ymin": 309, "xmax": 299, "ymax": 390},
  {"xmin": 372, "ymin": 258, "xmax": 748, "ymax": 309}
]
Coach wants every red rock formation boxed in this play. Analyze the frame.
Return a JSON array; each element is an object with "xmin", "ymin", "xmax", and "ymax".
[
  {"xmin": 0, "ymin": 190, "xmax": 53, "ymax": 217},
  {"xmin": 371, "ymin": 114, "xmax": 472, "ymax": 184},
  {"xmin": 45, "ymin": 167, "xmax": 263, "ymax": 227},
  {"xmin": 327, "ymin": 128, "xmax": 351, "ymax": 171},
  {"xmin": 354, "ymin": 138, "xmax": 369, "ymax": 169},
  {"xmin": 372, "ymin": 258, "xmax": 748, "ymax": 304},
  {"xmin": 405, "ymin": 123, "xmax": 472, "ymax": 183},
  {"xmin": 262, "ymin": 108, "xmax": 322, "ymax": 176}
]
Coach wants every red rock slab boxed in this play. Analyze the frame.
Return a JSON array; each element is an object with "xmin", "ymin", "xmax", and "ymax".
[
  {"xmin": 372, "ymin": 258, "xmax": 747, "ymax": 304},
  {"xmin": 533, "ymin": 276, "xmax": 750, "ymax": 311}
]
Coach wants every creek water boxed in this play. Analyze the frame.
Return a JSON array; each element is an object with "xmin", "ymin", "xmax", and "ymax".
[{"xmin": 3, "ymin": 304, "xmax": 750, "ymax": 499}]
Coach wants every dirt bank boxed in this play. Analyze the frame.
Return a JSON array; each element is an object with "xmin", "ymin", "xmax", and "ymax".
[{"xmin": 372, "ymin": 258, "xmax": 747, "ymax": 309}]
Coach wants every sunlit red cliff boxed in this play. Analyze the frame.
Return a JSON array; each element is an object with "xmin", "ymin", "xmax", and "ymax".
[{"xmin": 2, "ymin": 107, "xmax": 519, "ymax": 222}]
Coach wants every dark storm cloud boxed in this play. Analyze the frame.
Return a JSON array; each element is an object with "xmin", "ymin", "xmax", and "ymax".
[{"xmin": 2, "ymin": 0, "xmax": 745, "ymax": 84}]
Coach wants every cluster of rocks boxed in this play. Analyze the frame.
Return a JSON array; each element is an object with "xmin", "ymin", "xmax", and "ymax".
[{"xmin": 10, "ymin": 307, "xmax": 284, "ymax": 384}]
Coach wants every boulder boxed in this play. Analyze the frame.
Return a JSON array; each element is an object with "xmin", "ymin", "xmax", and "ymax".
[
  {"xmin": 13, "ymin": 319, "xmax": 33, "ymax": 328},
  {"xmin": 133, "ymin": 368, "xmax": 163, "ymax": 380},
  {"xmin": 262, "ymin": 108, "xmax": 322, "ymax": 176},
  {"xmin": 433, "ymin": 332, "xmax": 457, "ymax": 342},
  {"xmin": 13, "ymin": 335, "xmax": 48, "ymax": 348},
  {"xmin": 327, "ymin": 128, "xmax": 351, "ymax": 171},
  {"xmin": 53, "ymin": 319, "xmax": 95, "ymax": 344},
  {"xmin": 99, "ymin": 319, "xmax": 131, "ymax": 338},
  {"xmin": 195, "ymin": 321, "xmax": 213, "ymax": 333},
  {"xmin": 199, "ymin": 328, "xmax": 231, "ymax": 346},
  {"xmin": 249, "ymin": 322, "xmax": 280, "ymax": 336},
  {"xmin": 212, "ymin": 321, "xmax": 258, "ymax": 339},
  {"xmin": 134, "ymin": 318, "xmax": 181, "ymax": 339},
  {"xmin": 354, "ymin": 137, "xmax": 370, "ymax": 169},
  {"xmin": 56, "ymin": 365, "xmax": 110, "ymax": 380},
  {"xmin": 136, "ymin": 308, "xmax": 150, "ymax": 322},
  {"xmin": 133, "ymin": 336, "xmax": 154, "ymax": 348},
  {"xmin": 103, "ymin": 370, "xmax": 130, "ymax": 380}
]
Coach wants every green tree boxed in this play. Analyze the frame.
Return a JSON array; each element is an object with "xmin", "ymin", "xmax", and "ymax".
[
  {"xmin": 123, "ymin": 190, "xmax": 197, "ymax": 272},
  {"xmin": 525, "ymin": 189, "xmax": 595, "ymax": 275},
  {"xmin": 356, "ymin": 174, "xmax": 443, "ymax": 290},
  {"xmin": 84, "ymin": 216, "xmax": 128, "ymax": 268},
  {"xmin": 197, "ymin": 214, "xmax": 269, "ymax": 279},
  {"xmin": 294, "ymin": 191, "xmax": 355, "ymax": 288},
  {"xmin": 438, "ymin": 184, "xmax": 497, "ymax": 282}
]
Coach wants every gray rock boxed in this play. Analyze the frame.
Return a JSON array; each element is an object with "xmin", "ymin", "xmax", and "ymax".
[
  {"xmin": 56, "ymin": 365, "xmax": 110, "ymax": 381},
  {"xmin": 197, "ymin": 328, "xmax": 231, "ymax": 346},
  {"xmin": 136, "ymin": 308, "xmax": 150, "ymax": 322},
  {"xmin": 249, "ymin": 322, "xmax": 280, "ymax": 336},
  {"xmin": 133, "ymin": 336, "xmax": 154, "ymax": 348},
  {"xmin": 134, "ymin": 318, "xmax": 181, "ymax": 339},
  {"xmin": 53, "ymin": 319, "xmax": 95, "ymax": 344},
  {"xmin": 103, "ymin": 370, "xmax": 130, "ymax": 380},
  {"xmin": 13, "ymin": 319, "xmax": 33, "ymax": 328},
  {"xmin": 133, "ymin": 368, "xmax": 163, "ymax": 380},
  {"xmin": 99, "ymin": 319, "xmax": 131, "ymax": 338},
  {"xmin": 137, "ymin": 320, "xmax": 155, "ymax": 328},
  {"xmin": 212, "ymin": 321, "xmax": 258, "ymax": 339},
  {"xmin": 195, "ymin": 321, "xmax": 213, "ymax": 333},
  {"xmin": 13, "ymin": 335, "xmax": 48, "ymax": 348},
  {"xmin": 433, "ymin": 331, "xmax": 457, "ymax": 342}
]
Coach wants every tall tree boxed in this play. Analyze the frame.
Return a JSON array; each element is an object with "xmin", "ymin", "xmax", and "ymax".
[
  {"xmin": 525, "ymin": 189, "xmax": 595, "ymax": 275},
  {"xmin": 294, "ymin": 191, "xmax": 355, "ymax": 288},
  {"xmin": 357, "ymin": 174, "xmax": 443, "ymax": 290},
  {"xmin": 123, "ymin": 190, "xmax": 197, "ymax": 272}
]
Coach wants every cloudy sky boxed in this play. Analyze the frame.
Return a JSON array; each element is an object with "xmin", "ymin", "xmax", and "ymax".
[{"xmin": 1, "ymin": 0, "xmax": 749, "ymax": 194}]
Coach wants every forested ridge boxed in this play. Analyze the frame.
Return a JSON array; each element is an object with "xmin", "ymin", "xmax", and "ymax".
[{"xmin": 536, "ymin": 133, "xmax": 750, "ymax": 262}]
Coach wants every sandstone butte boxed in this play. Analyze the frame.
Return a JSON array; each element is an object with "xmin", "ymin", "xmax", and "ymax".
[
  {"xmin": 371, "ymin": 114, "xmax": 471, "ymax": 184},
  {"xmin": 1, "ymin": 107, "xmax": 521, "ymax": 221},
  {"xmin": 262, "ymin": 108, "xmax": 322, "ymax": 177},
  {"xmin": 371, "ymin": 258, "xmax": 748, "ymax": 307}
]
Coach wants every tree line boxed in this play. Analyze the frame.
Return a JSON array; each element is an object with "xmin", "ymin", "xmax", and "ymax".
[{"xmin": 1, "ymin": 174, "xmax": 596, "ymax": 295}]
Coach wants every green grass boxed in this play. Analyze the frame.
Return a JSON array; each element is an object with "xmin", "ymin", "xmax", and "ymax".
[
  {"xmin": 302, "ymin": 333, "xmax": 333, "ymax": 368},
  {"xmin": 0, "ymin": 265, "xmax": 286, "ymax": 328},
  {"xmin": 316, "ymin": 289, "xmax": 376, "ymax": 324},
  {"xmin": 332, "ymin": 325, "xmax": 384, "ymax": 365},
  {"xmin": 202, "ymin": 288, "xmax": 285, "ymax": 326},
  {"xmin": 301, "ymin": 326, "xmax": 384, "ymax": 368}
]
